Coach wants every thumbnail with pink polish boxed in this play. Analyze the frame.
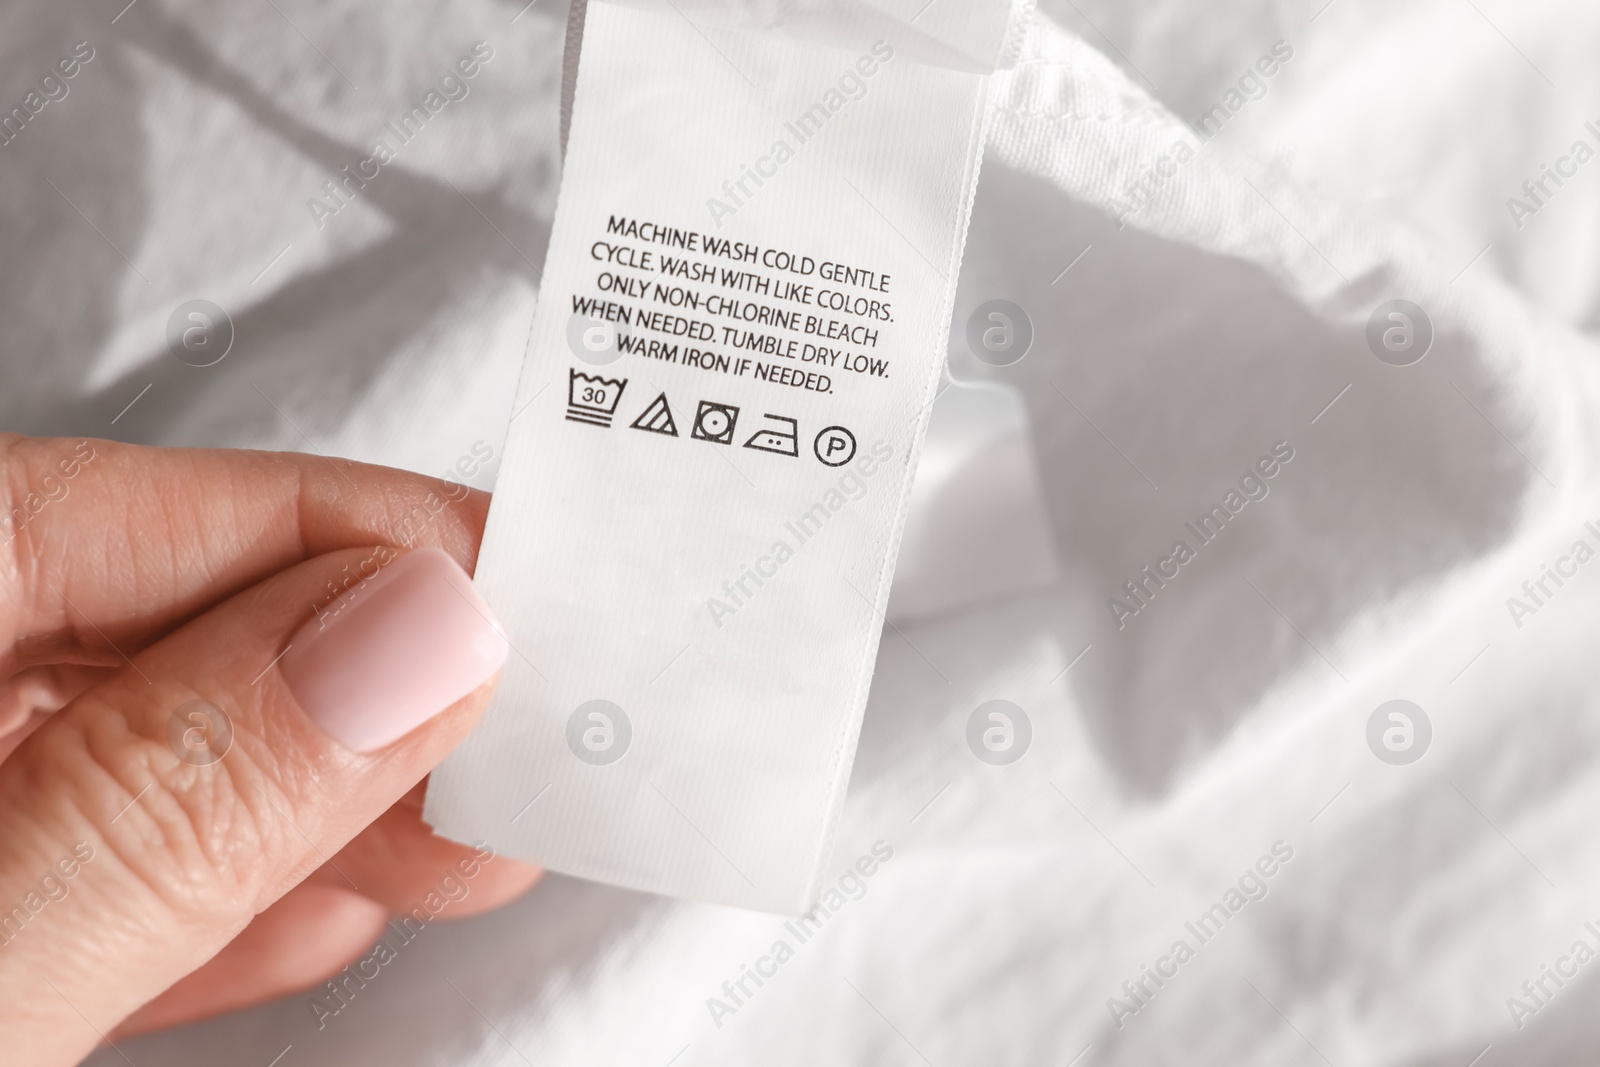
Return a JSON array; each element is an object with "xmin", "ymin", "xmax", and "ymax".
[{"xmin": 280, "ymin": 547, "xmax": 509, "ymax": 753}]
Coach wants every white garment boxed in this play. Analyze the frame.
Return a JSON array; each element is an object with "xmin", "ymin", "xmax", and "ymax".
[{"xmin": 0, "ymin": 0, "xmax": 1583, "ymax": 1063}]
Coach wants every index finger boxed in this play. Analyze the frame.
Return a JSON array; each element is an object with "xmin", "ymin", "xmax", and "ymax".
[{"xmin": 0, "ymin": 435, "xmax": 491, "ymax": 674}]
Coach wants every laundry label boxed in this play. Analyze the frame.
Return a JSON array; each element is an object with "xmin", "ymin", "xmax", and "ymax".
[{"xmin": 425, "ymin": 0, "xmax": 1023, "ymax": 913}]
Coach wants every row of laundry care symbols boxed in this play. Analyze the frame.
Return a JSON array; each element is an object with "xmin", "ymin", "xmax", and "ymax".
[{"xmin": 564, "ymin": 350, "xmax": 860, "ymax": 470}]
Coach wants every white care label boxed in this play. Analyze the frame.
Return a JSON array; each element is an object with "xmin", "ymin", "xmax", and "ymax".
[{"xmin": 425, "ymin": 0, "xmax": 1024, "ymax": 913}]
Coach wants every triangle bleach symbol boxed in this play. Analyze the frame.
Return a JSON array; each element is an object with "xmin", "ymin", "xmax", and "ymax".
[{"xmin": 630, "ymin": 392, "xmax": 678, "ymax": 436}]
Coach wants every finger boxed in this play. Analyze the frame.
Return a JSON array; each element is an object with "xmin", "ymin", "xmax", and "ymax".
[
  {"xmin": 0, "ymin": 545, "xmax": 508, "ymax": 1065},
  {"xmin": 113, "ymin": 881, "xmax": 389, "ymax": 1037},
  {"xmin": 0, "ymin": 665, "xmax": 115, "ymax": 764},
  {"xmin": 0, "ymin": 434, "xmax": 492, "ymax": 676},
  {"xmin": 306, "ymin": 782, "xmax": 542, "ymax": 916},
  {"xmin": 0, "ymin": 664, "xmax": 112, "ymax": 758}
]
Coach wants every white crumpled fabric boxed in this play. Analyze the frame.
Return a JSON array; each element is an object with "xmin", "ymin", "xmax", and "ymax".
[{"xmin": 0, "ymin": 0, "xmax": 1587, "ymax": 1063}]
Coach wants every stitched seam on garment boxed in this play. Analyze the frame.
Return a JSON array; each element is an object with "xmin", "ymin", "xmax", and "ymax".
[{"xmin": 991, "ymin": 104, "xmax": 1175, "ymax": 128}]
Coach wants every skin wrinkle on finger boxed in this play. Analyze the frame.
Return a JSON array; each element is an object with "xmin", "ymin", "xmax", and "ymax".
[
  {"xmin": 34, "ymin": 599, "xmax": 331, "ymax": 921},
  {"xmin": 28, "ymin": 683, "xmax": 285, "ymax": 924}
]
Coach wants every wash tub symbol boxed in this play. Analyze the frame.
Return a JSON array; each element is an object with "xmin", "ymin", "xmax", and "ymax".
[{"xmin": 566, "ymin": 368, "xmax": 629, "ymax": 428}]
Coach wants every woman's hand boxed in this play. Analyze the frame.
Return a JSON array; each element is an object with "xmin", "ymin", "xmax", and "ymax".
[{"xmin": 0, "ymin": 435, "xmax": 541, "ymax": 1065}]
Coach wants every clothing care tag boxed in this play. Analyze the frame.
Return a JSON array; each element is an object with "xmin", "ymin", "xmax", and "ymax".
[{"xmin": 425, "ymin": 0, "xmax": 1024, "ymax": 913}]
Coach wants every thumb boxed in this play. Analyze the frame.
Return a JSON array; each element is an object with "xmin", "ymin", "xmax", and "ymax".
[{"xmin": 0, "ymin": 545, "xmax": 508, "ymax": 1065}]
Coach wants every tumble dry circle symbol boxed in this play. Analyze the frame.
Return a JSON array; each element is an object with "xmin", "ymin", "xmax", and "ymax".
[
  {"xmin": 567, "ymin": 699, "xmax": 632, "ymax": 765},
  {"xmin": 166, "ymin": 300, "xmax": 235, "ymax": 367},
  {"xmin": 966, "ymin": 700, "xmax": 1032, "ymax": 765},
  {"xmin": 692, "ymin": 401, "xmax": 740, "ymax": 444},
  {"xmin": 1366, "ymin": 699, "xmax": 1431, "ymax": 765}
]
